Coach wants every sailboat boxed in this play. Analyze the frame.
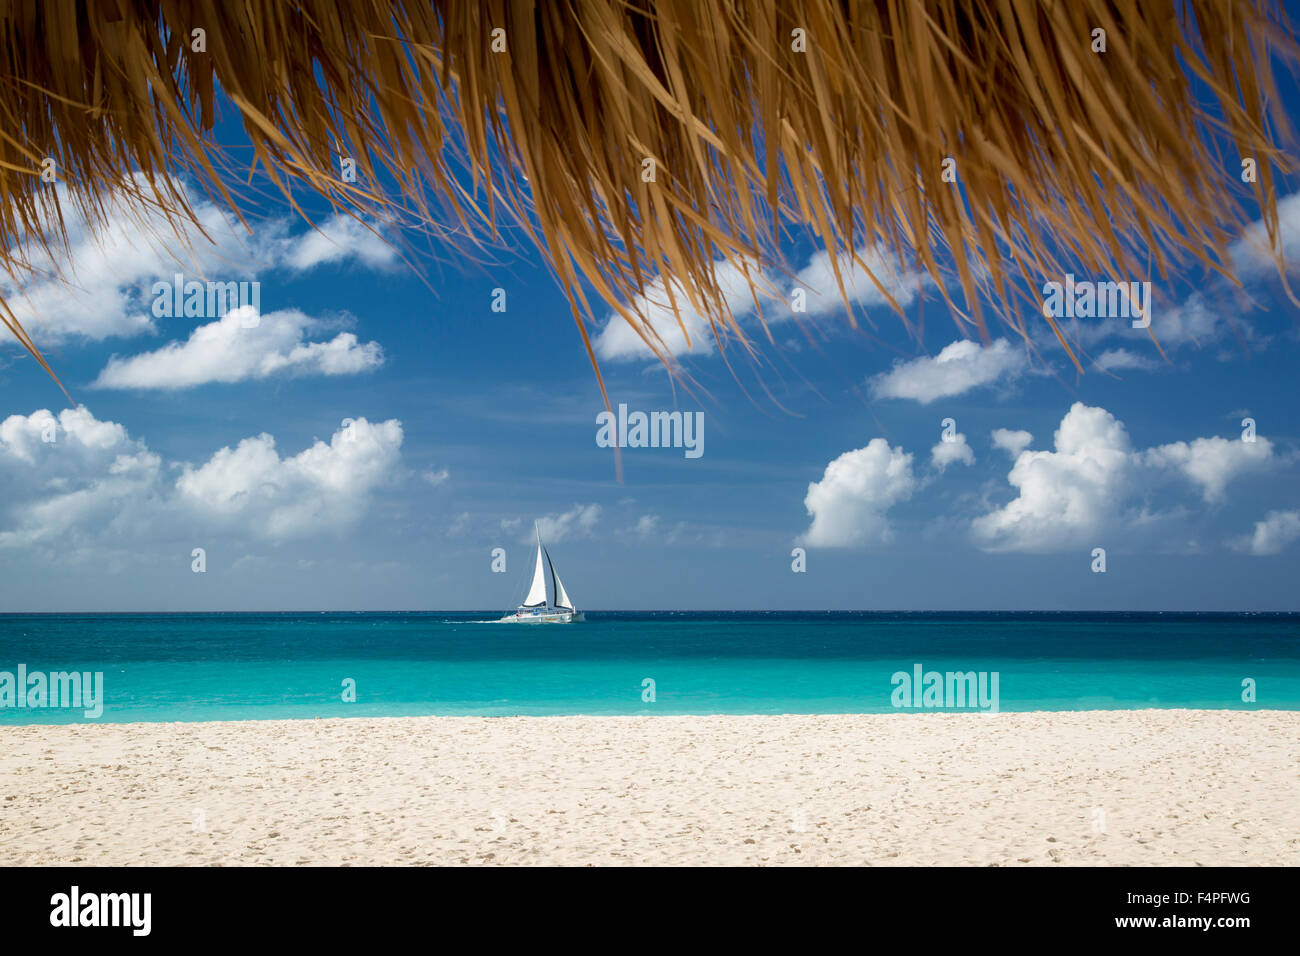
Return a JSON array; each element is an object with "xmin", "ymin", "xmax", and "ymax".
[{"xmin": 498, "ymin": 525, "xmax": 585, "ymax": 623}]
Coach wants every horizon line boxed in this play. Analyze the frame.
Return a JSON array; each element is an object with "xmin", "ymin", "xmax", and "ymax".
[{"xmin": 1, "ymin": 608, "xmax": 1297, "ymax": 616}]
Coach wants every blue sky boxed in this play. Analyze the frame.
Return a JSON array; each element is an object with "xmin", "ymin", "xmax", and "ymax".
[{"xmin": 2, "ymin": 97, "xmax": 1300, "ymax": 612}]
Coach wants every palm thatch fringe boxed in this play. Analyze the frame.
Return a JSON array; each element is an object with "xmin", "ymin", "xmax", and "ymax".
[{"xmin": 1, "ymin": 0, "xmax": 1296, "ymax": 397}]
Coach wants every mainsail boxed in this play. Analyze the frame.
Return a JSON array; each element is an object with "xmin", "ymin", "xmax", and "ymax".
[{"xmin": 522, "ymin": 539, "xmax": 548, "ymax": 607}]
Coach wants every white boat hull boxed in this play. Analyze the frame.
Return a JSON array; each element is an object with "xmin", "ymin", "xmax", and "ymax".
[{"xmin": 498, "ymin": 609, "xmax": 584, "ymax": 624}]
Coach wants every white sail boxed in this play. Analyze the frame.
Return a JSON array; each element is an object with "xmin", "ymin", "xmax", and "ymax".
[
  {"xmin": 554, "ymin": 571, "xmax": 573, "ymax": 610},
  {"xmin": 499, "ymin": 523, "xmax": 583, "ymax": 623},
  {"xmin": 522, "ymin": 541, "xmax": 548, "ymax": 606}
]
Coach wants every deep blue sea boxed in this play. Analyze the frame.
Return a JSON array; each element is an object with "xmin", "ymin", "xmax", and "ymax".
[{"xmin": 0, "ymin": 611, "xmax": 1297, "ymax": 723}]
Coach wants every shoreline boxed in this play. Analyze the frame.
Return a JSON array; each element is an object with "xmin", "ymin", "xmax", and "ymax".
[
  {"xmin": 3, "ymin": 710, "xmax": 1296, "ymax": 866},
  {"xmin": 2, "ymin": 705, "xmax": 1293, "ymax": 728}
]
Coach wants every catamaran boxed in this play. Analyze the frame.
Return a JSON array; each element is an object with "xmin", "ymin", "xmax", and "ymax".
[{"xmin": 499, "ymin": 525, "xmax": 584, "ymax": 623}]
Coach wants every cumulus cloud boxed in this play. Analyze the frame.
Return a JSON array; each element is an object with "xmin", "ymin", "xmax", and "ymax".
[
  {"xmin": 972, "ymin": 404, "xmax": 1134, "ymax": 552},
  {"xmin": 931, "ymin": 433, "xmax": 974, "ymax": 471},
  {"xmin": 974, "ymin": 404, "xmax": 1276, "ymax": 552},
  {"xmin": 0, "ymin": 408, "xmax": 161, "ymax": 549},
  {"xmin": 0, "ymin": 407, "xmax": 402, "ymax": 549},
  {"xmin": 0, "ymin": 405, "xmax": 129, "ymax": 463},
  {"xmin": 1, "ymin": 178, "xmax": 396, "ymax": 345},
  {"xmin": 91, "ymin": 307, "xmax": 383, "ymax": 389},
  {"xmin": 991, "ymin": 428, "xmax": 1033, "ymax": 457},
  {"xmin": 870, "ymin": 338, "xmax": 1026, "ymax": 404},
  {"xmin": 593, "ymin": 258, "xmax": 774, "ymax": 362},
  {"xmin": 176, "ymin": 417, "xmax": 402, "ymax": 539},
  {"xmin": 1144, "ymin": 435, "xmax": 1273, "ymax": 503},
  {"xmin": 535, "ymin": 504, "xmax": 602, "ymax": 542},
  {"xmin": 1231, "ymin": 509, "xmax": 1300, "ymax": 556},
  {"xmin": 798, "ymin": 439, "xmax": 915, "ymax": 547}
]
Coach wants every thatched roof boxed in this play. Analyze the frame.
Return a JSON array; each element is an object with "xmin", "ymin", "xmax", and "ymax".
[{"xmin": 2, "ymin": 0, "xmax": 1297, "ymax": 400}]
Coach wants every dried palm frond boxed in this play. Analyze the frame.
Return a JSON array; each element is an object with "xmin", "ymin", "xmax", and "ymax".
[{"xmin": 0, "ymin": 0, "xmax": 1296, "ymax": 399}]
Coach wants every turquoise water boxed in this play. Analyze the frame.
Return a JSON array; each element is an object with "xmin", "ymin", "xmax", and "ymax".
[{"xmin": 0, "ymin": 611, "xmax": 1297, "ymax": 723}]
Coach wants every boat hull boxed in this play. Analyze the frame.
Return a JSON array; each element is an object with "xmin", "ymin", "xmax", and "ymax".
[{"xmin": 498, "ymin": 609, "xmax": 584, "ymax": 624}]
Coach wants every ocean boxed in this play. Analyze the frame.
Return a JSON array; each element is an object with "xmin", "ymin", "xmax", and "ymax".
[{"xmin": 1, "ymin": 611, "xmax": 1298, "ymax": 723}]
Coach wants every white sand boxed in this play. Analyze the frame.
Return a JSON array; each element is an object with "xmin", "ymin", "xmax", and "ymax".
[{"xmin": 1, "ymin": 710, "xmax": 1295, "ymax": 866}]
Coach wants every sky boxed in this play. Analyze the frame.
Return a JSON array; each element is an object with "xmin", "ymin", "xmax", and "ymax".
[{"xmin": 2, "ymin": 93, "xmax": 1300, "ymax": 612}]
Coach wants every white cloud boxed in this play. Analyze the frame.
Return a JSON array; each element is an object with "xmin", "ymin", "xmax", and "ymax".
[
  {"xmin": 1143, "ymin": 435, "xmax": 1273, "ymax": 503},
  {"xmin": 0, "ymin": 405, "xmax": 129, "ymax": 463},
  {"xmin": 991, "ymin": 428, "xmax": 1033, "ymax": 457},
  {"xmin": 974, "ymin": 404, "xmax": 1276, "ymax": 552},
  {"xmin": 1231, "ymin": 509, "xmax": 1300, "ymax": 556},
  {"xmin": 930, "ymin": 434, "xmax": 974, "ymax": 471},
  {"xmin": 630, "ymin": 514, "xmax": 660, "ymax": 536},
  {"xmin": 535, "ymin": 504, "xmax": 602, "ymax": 542},
  {"xmin": 870, "ymin": 338, "xmax": 1026, "ymax": 404},
  {"xmin": 275, "ymin": 215, "xmax": 397, "ymax": 271},
  {"xmin": 1048, "ymin": 287, "xmax": 1254, "ymax": 356},
  {"xmin": 793, "ymin": 246, "xmax": 929, "ymax": 316},
  {"xmin": 175, "ymin": 417, "xmax": 402, "ymax": 539},
  {"xmin": 1148, "ymin": 293, "xmax": 1227, "ymax": 349},
  {"xmin": 1032, "ymin": 193, "xmax": 1300, "ymax": 359},
  {"xmin": 1, "ymin": 178, "xmax": 395, "ymax": 345},
  {"xmin": 594, "ymin": 258, "xmax": 774, "ymax": 362},
  {"xmin": 593, "ymin": 243, "xmax": 930, "ymax": 363},
  {"xmin": 1094, "ymin": 348, "xmax": 1159, "ymax": 372},
  {"xmin": 972, "ymin": 404, "xmax": 1134, "ymax": 553},
  {"xmin": 798, "ymin": 439, "xmax": 915, "ymax": 547},
  {"xmin": 422, "ymin": 468, "xmax": 450, "ymax": 487},
  {"xmin": 91, "ymin": 307, "xmax": 383, "ymax": 389},
  {"xmin": 0, "ymin": 408, "xmax": 402, "ymax": 548},
  {"xmin": 0, "ymin": 407, "xmax": 161, "ymax": 549},
  {"xmin": 1229, "ymin": 190, "xmax": 1300, "ymax": 280}
]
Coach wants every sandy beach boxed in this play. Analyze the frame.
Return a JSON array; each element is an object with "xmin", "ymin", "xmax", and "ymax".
[{"xmin": 1, "ymin": 710, "xmax": 1296, "ymax": 866}]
